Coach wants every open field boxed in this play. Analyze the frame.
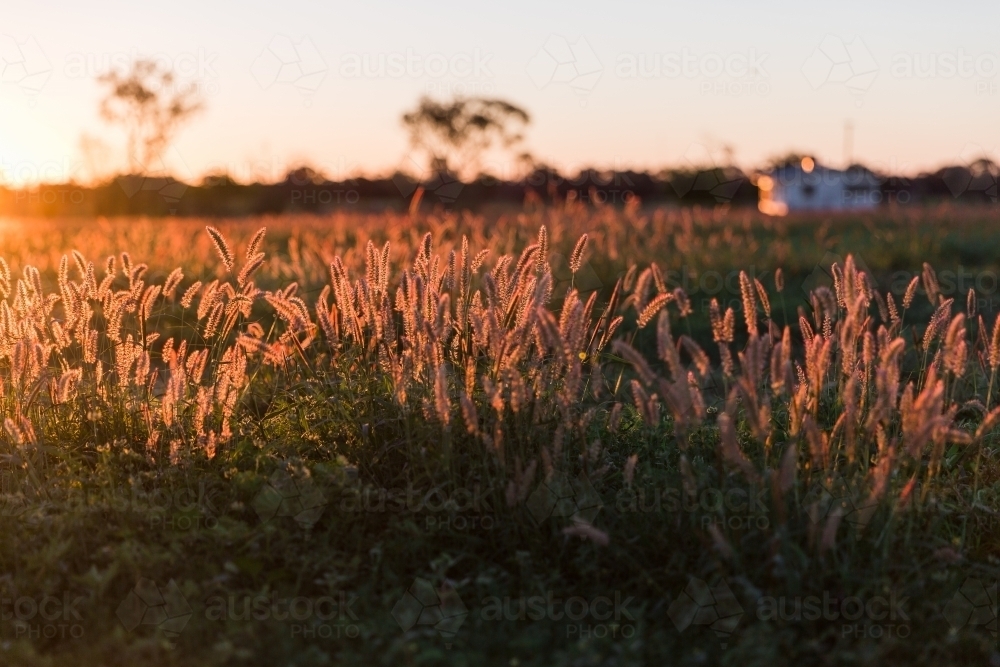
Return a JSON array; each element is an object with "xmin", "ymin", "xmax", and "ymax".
[{"xmin": 0, "ymin": 203, "xmax": 999, "ymax": 666}]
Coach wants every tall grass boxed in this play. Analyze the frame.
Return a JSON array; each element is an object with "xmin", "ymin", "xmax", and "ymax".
[{"xmin": 0, "ymin": 205, "xmax": 998, "ymax": 665}]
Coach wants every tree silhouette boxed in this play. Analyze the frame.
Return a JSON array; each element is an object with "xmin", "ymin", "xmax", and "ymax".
[
  {"xmin": 401, "ymin": 96, "xmax": 530, "ymax": 181},
  {"xmin": 99, "ymin": 59, "xmax": 204, "ymax": 173}
]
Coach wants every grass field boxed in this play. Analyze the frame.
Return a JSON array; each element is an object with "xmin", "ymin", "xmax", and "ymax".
[{"xmin": 0, "ymin": 202, "xmax": 999, "ymax": 666}]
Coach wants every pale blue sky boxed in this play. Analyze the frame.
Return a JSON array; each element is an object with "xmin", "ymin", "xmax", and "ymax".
[{"xmin": 2, "ymin": 0, "xmax": 998, "ymax": 184}]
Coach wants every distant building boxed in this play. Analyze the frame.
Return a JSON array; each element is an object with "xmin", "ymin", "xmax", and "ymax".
[{"xmin": 757, "ymin": 157, "xmax": 881, "ymax": 215}]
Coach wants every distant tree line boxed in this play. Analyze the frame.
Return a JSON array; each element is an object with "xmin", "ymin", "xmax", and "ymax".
[{"xmin": 0, "ymin": 163, "xmax": 995, "ymax": 217}]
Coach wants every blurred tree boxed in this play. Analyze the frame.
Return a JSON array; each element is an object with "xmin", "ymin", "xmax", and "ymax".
[
  {"xmin": 402, "ymin": 96, "xmax": 530, "ymax": 181},
  {"xmin": 98, "ymin": 59, "xmax": 204, "ymax": 173},
  {"xmin": 78, "ymin": 133, "xmax": 115, "ymax": 183}
]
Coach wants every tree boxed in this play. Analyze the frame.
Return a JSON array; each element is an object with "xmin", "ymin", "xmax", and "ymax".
[
  {"xmin": 98, "ymin": 59, "xmax": 204, "ymax": 173},
  {"xmin": 401, "ymin": 96, "xmax": 530, "ymax": 181}
]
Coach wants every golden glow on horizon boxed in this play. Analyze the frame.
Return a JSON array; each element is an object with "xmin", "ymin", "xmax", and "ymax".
[
  {"xmin": 801, "ymin": 157, "xmax": 815, "ymax": 173},
  {"xmin": 3, "ymin": 1, "xmax": 1000, "ymax": 186}
]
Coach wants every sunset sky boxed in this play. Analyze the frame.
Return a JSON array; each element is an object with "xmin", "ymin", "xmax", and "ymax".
[{"xmin": 2, "ymin": 0, "xmax": 999, "ymax": 185}]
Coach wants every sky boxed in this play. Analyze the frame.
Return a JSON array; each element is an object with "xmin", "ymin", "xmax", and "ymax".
[{"xmin": 2, "ymin": 0, "xmax": 999, "ymax": 185}]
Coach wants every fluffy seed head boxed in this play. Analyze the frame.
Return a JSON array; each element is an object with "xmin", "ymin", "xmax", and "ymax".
[
  {"xmin": 903, "ymin": 276, "xmax": 920, "ymax": 309},
  {"xmin": 569, "ymin": 234, "xmax": 589, "ymax": 273},
  {"xmin": 206, "ymin": 226, "xmax": 234, "ymax": 271}
]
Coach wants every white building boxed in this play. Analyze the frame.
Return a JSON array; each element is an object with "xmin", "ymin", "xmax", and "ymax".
[{"xmin": 757, "ymin": 157, "xmax": 881, "ymax": 215}]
